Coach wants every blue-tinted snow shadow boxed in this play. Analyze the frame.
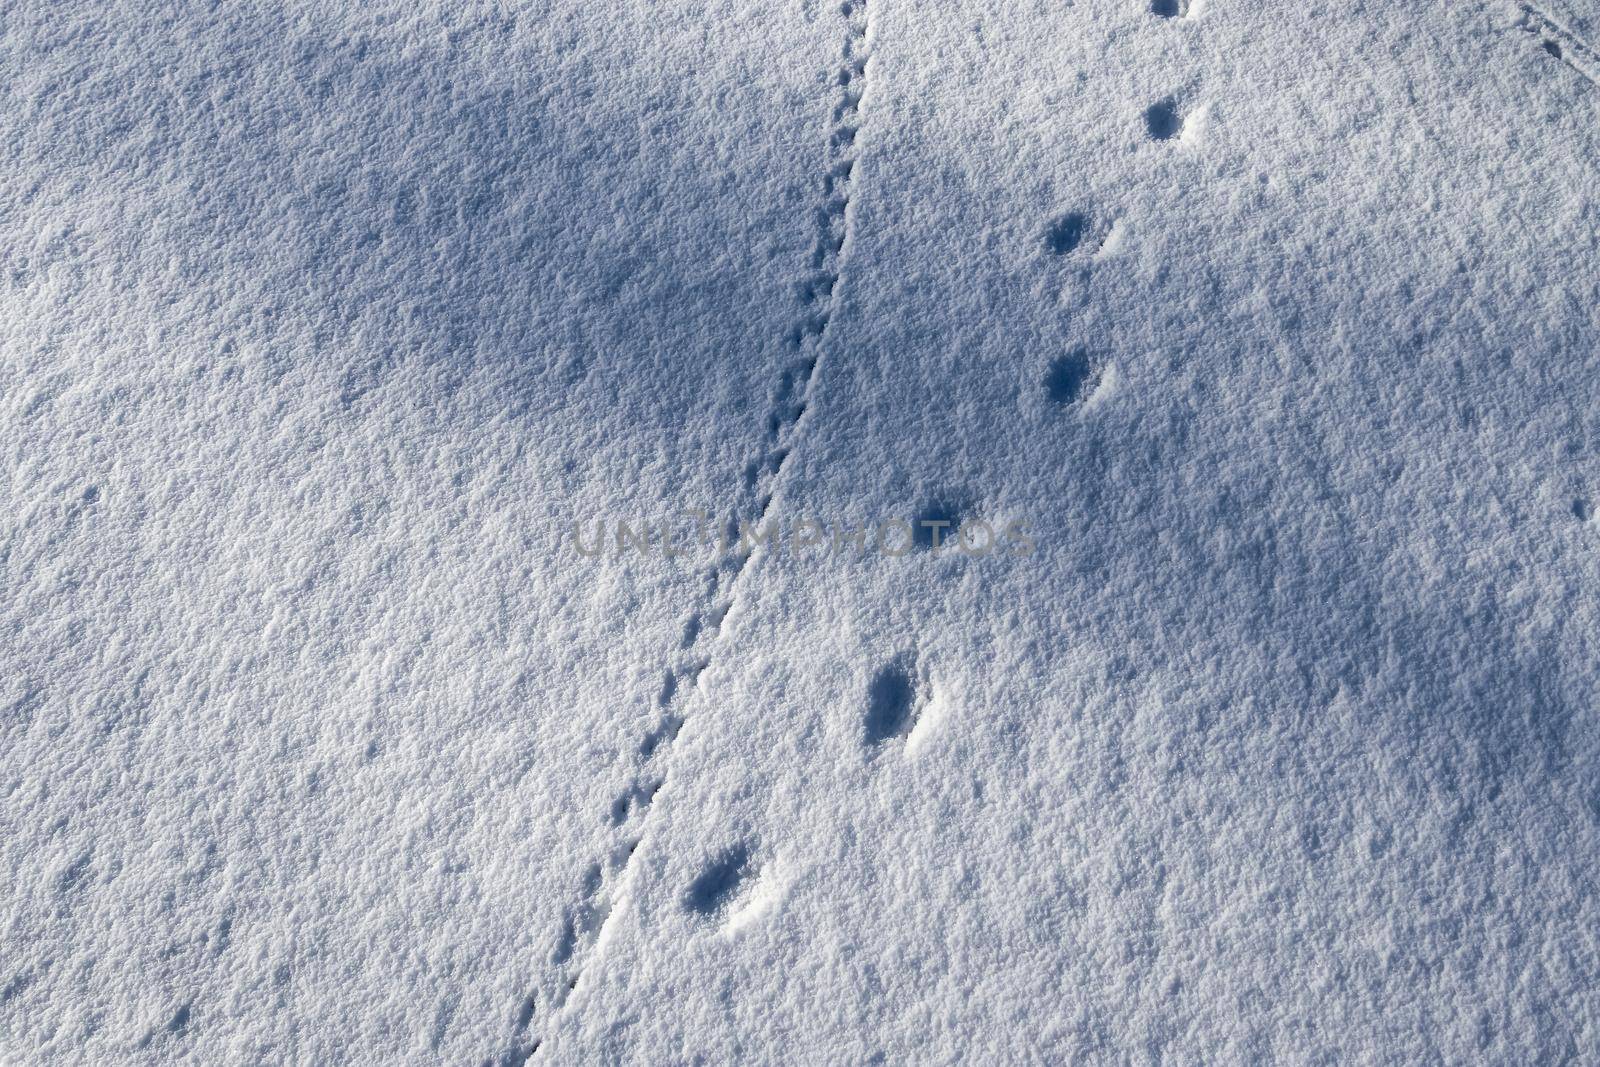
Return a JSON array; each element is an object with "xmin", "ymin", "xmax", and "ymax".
[{"xmin": 11, "ymin": 6, "xmax": 808, "ymax": 438}]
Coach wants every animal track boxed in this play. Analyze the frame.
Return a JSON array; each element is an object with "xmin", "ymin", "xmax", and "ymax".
[
  {"xmin": 506, "ymin": 2, "xmax": 878, "ymax": 1058},
  {"xmin": 1037, "ymin": 0, "xmax": 1202, "ymax": 407},
  {"xmin": 911, "ymin": 497, "xmax": 970, "ymax": 552},
  {"xmin": 864, "ymin": 661, "xmax": 920, "ymax": 746},
  {"xmin": 1144, "ymin": 96, "xmax": 1182, "ymax": 140},
  {"xmin": 1044, "ymin": 349, "xmax": 1101, "ymax": 405},
  {"xmin": 685, "ymin": 844, "xmax": 756, "ymax": 917},
  {"xmin": 1517, "ymin": 2, "xmax": 1600, "ymax": 86},
  {"xmin": 1044, "ymin": 212, "xmax": 1090, "ymax": 256},
  {"xmin": 1152, "ymin": 0, "xmax": 1203, "ymax": 17},
  {"xmin": 1044, "ymin": 211, "xmax": 1121, "ymax": 260}
]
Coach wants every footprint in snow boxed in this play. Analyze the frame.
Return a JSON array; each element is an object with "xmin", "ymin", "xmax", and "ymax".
[
  {"xmin": 864, "ymin": 661, "xmax": 919, "ymax": 746},
  {"xmin": 685, "ymin": 843, "xmax": 756, "ymax": 917},
  {"xmin": 1044, "ymin": 348, "xmax": 1103, "ymax": 406}
]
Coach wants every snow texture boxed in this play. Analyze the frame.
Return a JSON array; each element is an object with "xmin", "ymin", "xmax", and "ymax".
[{"xmin": 3, "ymin": 0, "xmax": 1599, "ymax": 1063}]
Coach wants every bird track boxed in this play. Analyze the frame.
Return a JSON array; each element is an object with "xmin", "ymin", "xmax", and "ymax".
[{"xmin": 497, "ymin": 3, "xmax": 876, "ymax": 1061}]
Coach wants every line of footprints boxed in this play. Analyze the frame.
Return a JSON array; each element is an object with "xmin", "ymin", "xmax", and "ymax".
[
  {"xmin": 508, "ymin": 5, "xmax": 1600, "ymax": 1056},
  {"xmin": 675, "ymin": 0, "xmax": 1600, "ymax": 955},
  {"xmin": 504, "ymin": 5, "xmax": 1204, "ymax": 1061},
  {"xmin": 617, "ymin": 0, "xmax": 883, "ymax": 928},
  {"xmin": 500, "ymin": 4, "xmax": 878, "ymax": 1062},
  {"xmin": 1042, "ymin": 1, "xmax": 1205, "ymax": 406},
  {"xmin": 680, "ymin": 0, "xmax": 1214, "ymax": 938}
]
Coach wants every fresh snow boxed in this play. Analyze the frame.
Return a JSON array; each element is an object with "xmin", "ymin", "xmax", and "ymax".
[{"xmin": 3, "ymin": 0, "xmax": 1599, "ymax": 1063}]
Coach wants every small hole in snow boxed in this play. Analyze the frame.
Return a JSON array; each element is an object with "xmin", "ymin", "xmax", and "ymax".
[
  {"xmin": 1045, "ymin": 349, "xmax": 1100, "ymax": 405},
  {"xmin": 1044, "ymin": 213, "xmax": 1089, "ymax": 256}
]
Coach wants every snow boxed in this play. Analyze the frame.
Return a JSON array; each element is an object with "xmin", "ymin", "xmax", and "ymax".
[{"xmin": 3, "ymin": 0, "xmax": 1599, "ymax": 1062}]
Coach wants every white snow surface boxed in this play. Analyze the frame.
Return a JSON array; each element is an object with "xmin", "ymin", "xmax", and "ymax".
[{"xmin": 3, "ymin": 0, "xmax": 1599, "ymax": 1063}]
